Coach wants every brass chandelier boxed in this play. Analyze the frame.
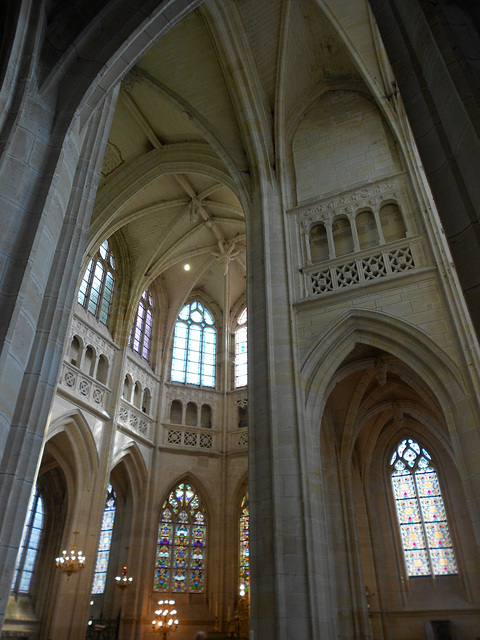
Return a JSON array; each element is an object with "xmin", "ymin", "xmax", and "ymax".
[{"xmin": 55, "ymin": 531, "xmax": 86, "ymax": 577}]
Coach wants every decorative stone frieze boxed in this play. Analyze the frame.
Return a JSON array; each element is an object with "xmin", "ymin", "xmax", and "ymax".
[
  {"xmin": 290, "ymin": 178, "xmax": 400, "ymax": 223},
  {"xmin": 125, "ymin": 355, "xmax": 158, "ymax": 392},
  {"xmin": 70, "ymin": 316, "xmax": 116, "ymax": 360}
]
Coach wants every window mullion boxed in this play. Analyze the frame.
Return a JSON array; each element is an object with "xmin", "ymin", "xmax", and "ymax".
[
  {"xmin": 412, "ymin": 470, "xmax": 434, "ymax": 577},
  {"xmin": 199, "ymin": 323, "xmax": 204, "ymax": 387}
]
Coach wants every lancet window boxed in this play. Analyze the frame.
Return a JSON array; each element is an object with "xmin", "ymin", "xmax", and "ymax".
[
  {"xmin": 154, "ymin": 482, "xmax": 206, "ymax": 593},
  {"xmin": 78, "ymin": 240, "xmax": 116, "ymax": 325},
  {"xmin": 11, "ymin": 486, "xmax": 44, "ymax": 594},
  {"xmin": 235, "ymin": 308, "xmax": 248, "ymax": 388},
  {"xmin": 390, "ymin": 438, "xmax": 457, "ymax": 577},
  {"xmin": 92, "ymin": 483, "xmax": 116, "ymax": 594},
  {"xmin": 130, "ymin": 288, "xmax": 154, "ymax": 361},
  {"xmin": 171, "ymin": 301, "xmax": 216, "ymax": 388}
]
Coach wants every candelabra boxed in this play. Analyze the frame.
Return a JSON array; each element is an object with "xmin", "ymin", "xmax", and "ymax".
[
  {"xmin": 115, "ymin": 565, "xmax": 133, "ymax": 590},
  {"xmin": 152, "ymin": 599, "xmax": 179, "ymax": 638},
  {"xmin": 55, "ymin": 531, "xmax": 86, "ymax": 577}
]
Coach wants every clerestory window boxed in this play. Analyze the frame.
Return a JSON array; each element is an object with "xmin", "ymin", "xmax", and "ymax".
[
  {"xmin": 171, "ymin": 301, "xmax": 216, "ymax": 388},
  {"xmin": 130, "ymin": 288, "xmax": 154, "ymax": 361},
  {"xmin": 154, "ymin": 482, "xmax": 206, "ymax": 594},
  {"xmin": 92, "ymin": 483, "xmax": 116, "ymax": 594},
  {"xmin": 11, "ymin": 486, "xmax": 44, "ymax": 594},
  {"xmin": 78, "ymin": 240, "xmax": 115, "ymax": 325},
  {"xmin": 390, "ymin": 438, "xmax": 457, "ymax": 577},
  {"xmin": 235, "ymin": 308, "xmax": 248, "ymax": 388}
]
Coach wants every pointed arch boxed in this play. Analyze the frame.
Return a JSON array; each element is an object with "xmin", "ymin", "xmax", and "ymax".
[
  {"xmin": 303, "ymin": 309, "xmax": 468, "ymax": 421},
  {"xmin": 154, "ymin": 476, "xmax": 209, "ymax": 594},
  {"xmin": 111, "ymin": 440, "xmax": 148, "ymax": 505},
  {"xmin": 46, "ymin": 410, "xmax": 99, "ymax": 483},
  {"xmin": 302, "ymin": 308, "xmax": 480, "ymax": 547}
]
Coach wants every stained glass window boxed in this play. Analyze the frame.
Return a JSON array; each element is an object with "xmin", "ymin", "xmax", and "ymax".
[
  {"xmin": 239, "ymin": 495, "xmax": 249, "ymax": 597},
  {"xmin": 171, "ymin": 301, "xmax": 216, "ymax": 388},
  {"xmin": 78, "ymin": 240, "xmax": 115, "ymax": 325},
  {"xmin": 11, "ymin": 486, "xmax": 44, "ymax": 594},
  {"xmin": 92, "ymin": 484, "xmax": 116, "ymax": 594},
  {"xmin": 130, "ymin": 288, "xmax": 154, "ymax": 361},
  {"xmin": 390, "ymin": 438, "xmax": 457, "ymax": 577},
  {"xmin": 154, "ymin": 482, "xmax": 206, "ymax": 593},
  {"xmin": 235, "ymin": 308, "xmax": 248, "ymax": 388}
]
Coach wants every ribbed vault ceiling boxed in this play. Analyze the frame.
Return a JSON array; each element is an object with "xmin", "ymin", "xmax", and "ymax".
[{"xmin": 92, "ymin": 0, "xmax": 370, "ymax": 322}]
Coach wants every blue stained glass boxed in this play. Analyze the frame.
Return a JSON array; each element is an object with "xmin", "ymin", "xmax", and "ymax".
[
  {"xmin": 78, "ymin": 240, "xmax": 115, "ymax": 325},
  {"xmin": 78, "ymin": 259, "xmax": 93, "ymax": 306},
  {"xmin": 12, "ymin": 487, "xmax": 44, "ymax": 594},
  {"xmin": 171, "ymin": 302, "xmax": 216, "ymax": 387},
  {"xmin": 235, "ymin": 312, "xmax": 248, "ymax": 388},
  {"xmin": 92, "ymin": 484, "xmax": 116, "ymax": 594}
]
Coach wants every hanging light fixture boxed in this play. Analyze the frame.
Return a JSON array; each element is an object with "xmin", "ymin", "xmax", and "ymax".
[
  {"xmin": 55, "ymin": 531, "xmax": 86, "ymax": 577},
  {"xmin": 152, "ymin": 599, "xmax": 179, "ymax": 637},
  {"xmin": 115, "ymin": 565, "xmax": 133, "ymax": 590}
]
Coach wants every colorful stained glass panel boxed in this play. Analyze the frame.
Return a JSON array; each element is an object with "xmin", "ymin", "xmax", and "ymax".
[
  {"xmin": 404, "ymin": 549, "xmax": 430, "ymax": 576},
  {"xmin": 390, "ymin": 438, "xmax": 457, "ymax": 578},
  {"xmin": 154, "ymin": 483, "xmax": 205, "ymax": 593}
]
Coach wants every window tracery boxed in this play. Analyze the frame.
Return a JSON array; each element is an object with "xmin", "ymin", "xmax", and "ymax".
[
  {"xmin": 78, "ymin": 240, "xmax": 116, "ymax": 325},
  {"xmin": 390, "ymin": 438, "xmax": 457, "ymax": 577},
  {"xmin": 130, "ymin": 288, "xmax": 154, "ymax": 361},
  {"xmin": 92, "ymin": 483, "xmax": 116, "ymax": 594},
  {"xmin": 154, "ymin": 482, "xmax": 206, "ymax": 593},
  {"xmin": 171, "ymin": 301, "xmax": 216, "ymax": 388}
]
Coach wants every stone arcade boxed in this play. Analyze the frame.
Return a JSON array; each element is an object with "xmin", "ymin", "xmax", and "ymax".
[{"xmin": 1, "ymin": 1, "xmax": 480, "ymax": 639}]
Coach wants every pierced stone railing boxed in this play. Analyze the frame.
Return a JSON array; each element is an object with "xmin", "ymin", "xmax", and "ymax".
[
  {"xmin": 305, "ymin": 243, "xmax": 416, "ymax": 298},
  {"xmin": 233, "ymin": 429, "xmax": 248, "ymax": 449},
  {"xmin": 165, "ymin": 427, "xmax": 214, "ymax": 450},
  {"xmin": 118, "ymin": 401, "xmax": 153, "ymax": 439},
  {"xmin": 60, "ymin": 362, "xmax": 109, "ymax": 410}
]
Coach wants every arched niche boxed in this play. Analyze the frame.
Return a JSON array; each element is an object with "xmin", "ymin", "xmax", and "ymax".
[
  {"xmin": 380, "ymin": 202, "xmax": 406, "ymax": 243},
  {"xmin": 186, "ymin": 402, "xmax": 197, "ymax": 426},
  {"xmin": 69, "ymin": 336, "xmax": 81, "ymax": 367},
  {"xmin": 96, "ymin": 355, "xmax": 109, "ymax": 385},
  {"xmin": 83, "ymin": 345, "xmax": 96, "ymax": 377},
  {"xmin": 356, "ymin": 210, "xmax": 379, "ymax": 250},
  {"xmin": 201, "ymin": 404, "xmax": 212, "ymax": 429},
  {"xmin": 332, "ymin": 217, "xmax": 354, "ymax": 257},
  {"xmin": 142, "ymin": 388, "xmax": 151, "ymax": 414},
  {"xmin": 122, "ymin": 375, "xmax": 132, "ymax": 402},
  {"xmin": 170, "ymin": 400, "xmax": 182, "ymax": 424},
  {"xmin": 310, "ymin": 223, "xmax": 329, "ymax": 263},
  {"xmin": 133, "ymin": 381, "xmax": 141, "ymax": 409}
]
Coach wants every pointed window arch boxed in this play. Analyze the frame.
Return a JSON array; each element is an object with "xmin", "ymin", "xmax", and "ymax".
[
  {"xmin": 130, "ymin": 288, "xmax": 154, "ymax": 361},
  {"xmin": 390, "ymin": 438, "xmax": 458, "ymax": 577},
  {"xmin": 154, "ymin": 482, "xmax": 206, "ymax": 593},
  {"xmin": 171, "ymin": 301, "xmax": 216, "ymax": 388},
  {"xmin": 92, "ymin": 483, "xmax": 116, "ymax": 594},
  {"xmin": 235, "ymin": 308, "xmax": 248, "ymax": 388},
  {"xmin": 239, "ymin": 494, "xmax": 249, "ymax": 597},
  {"xmin": 78, "ymin": 239, "xmax": 116, "ymax": 325},
  {"xmin": 11, "ymin": 486, "xmax": 44, "ymax": 594}
]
